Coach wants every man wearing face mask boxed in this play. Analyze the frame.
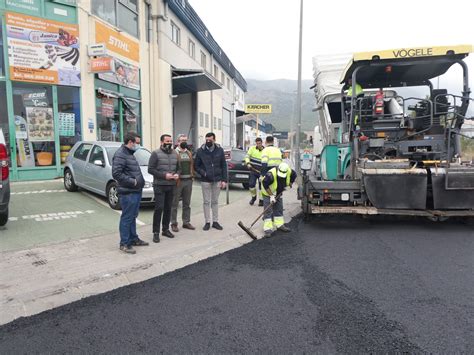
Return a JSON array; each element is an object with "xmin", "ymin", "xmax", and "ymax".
[
  {"xmin": 148, "ymin": 134, "xmax": 180, "ymax": 243},
  {"xmin": 112, "ymin": 132, "xmax": 148, "ymax": 254},
  {"xmin": 194, "ymin": 132, "xmax": 227, "ymax": 231},
  {"xmin": 170, "ymin": 134, "xmax": 195, "ymax": 232}
]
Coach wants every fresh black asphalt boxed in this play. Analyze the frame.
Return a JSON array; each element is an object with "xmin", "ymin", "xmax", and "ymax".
[{"xmin": 1, "ymin": 215, "xmax": 473, "ymax": 353}]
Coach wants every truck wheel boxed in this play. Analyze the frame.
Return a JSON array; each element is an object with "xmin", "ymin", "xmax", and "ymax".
[
  {"xmin": 107, "ymin": 182, "xmax": 121, "ymax": 210},
  {"xmin": 0, "ymin": 208, "xmax": 8, "ymax": 226},
  {"xmin": 64, "ymin": 169, "xmax": 78, "ymax": 192}
]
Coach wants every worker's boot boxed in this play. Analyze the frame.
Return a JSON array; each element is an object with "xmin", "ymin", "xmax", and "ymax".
[
  {"xmin": 249, "ymin": 196, "xmax": 257, "ymax": 205},
  {"xmin": 264, "ymin": 230, "xmax": 273, "ymax": 238},
  {"xmin": 258, "ymin": 199, "xmax": 264, "ymax": 207},
  {"xmin": 277, "ymin": 225, "xmax": 291, "ymax": 233}
]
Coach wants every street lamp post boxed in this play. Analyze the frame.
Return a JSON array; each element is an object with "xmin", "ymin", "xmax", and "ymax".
[{"xmin": 295, "ymin": 0, "xmax": 303, "ymax": 174}]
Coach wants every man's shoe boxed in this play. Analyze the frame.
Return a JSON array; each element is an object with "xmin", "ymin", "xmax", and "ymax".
[
  {"xmin": 131, "ymin": 238, "xmax": 149, "ymax": 246},
  {"xmin": 153, "ymin": 233, "xmax": 160, "ymax": 243},
  {"xmin": 212, "ymin": 222, "xmax": 223, "ymax": 230},
  {"xmin": 162, "ymin": 230, "xmax": 175, "ymax": 238},
  {"xmin": 182, "ymin": 223, "xmax": 195, "ymax": 230},
  {"xmin": 264, "ymin": 231, "xmax": 273, "ymax": 238},
  {"xmin": 258, "ymin": 200, "xmax": 264, "ymax": 207},
  {"xmin": 119, "ymin": 245, "xmax": 136, "ymax": 254},
  {"xmin": 203, "ymin": 223, "xmax": 211, "ymax": 231},
  {"xmin": 171, "ymin": 224, "xmax": 179, "ymax": 233},
  {"xmin": 249, "ymin": 196, "xmax": 257, "ymax": 205},
  {"xmin": 278, "ymin": 225, "xmax": 291, "ymax": 233}
]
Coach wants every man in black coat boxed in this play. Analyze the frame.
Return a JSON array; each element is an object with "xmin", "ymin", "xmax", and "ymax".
[
  {"xmin": 112, "ymin": 132, "xmax": 149, "ymax": 254},
  {"xmin": 148, "ymin": 134, "xmax": 180, "ymax": 243},
  {"xmin": 194, "ymin": 132, "xmax": 227, "ymax": 231}
]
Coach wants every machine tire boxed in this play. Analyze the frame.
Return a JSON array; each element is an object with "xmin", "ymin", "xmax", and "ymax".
[
  {"xmin": 107, "ymin": 182, "xmax": 121, "ymax": 210},
  {"xmin": 0, "ymin": 208, "xmax": 8, "ymax": 226},
  {"xmin": 64, "ymin": 169, "xmax": 78, "ymax": 192}
]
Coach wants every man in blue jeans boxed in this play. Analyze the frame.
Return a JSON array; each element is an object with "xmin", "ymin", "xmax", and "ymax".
[{"xmin": 112, "ymin": 132, "xmax": 149, "ymax": 254}]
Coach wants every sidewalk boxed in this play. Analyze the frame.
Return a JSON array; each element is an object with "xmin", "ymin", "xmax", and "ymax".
[{"xmin": 0, "ymin": 190, "xmax": 301, "ymax": 325}]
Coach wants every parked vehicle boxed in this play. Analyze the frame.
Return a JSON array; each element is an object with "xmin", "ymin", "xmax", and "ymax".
[
  {"xmin": 193, "ymin": 148, "xmax": 251, "ymax": 189},
  {"xmin": 64, "ymin": 141, "xmax": 154, "ymax": 210},
  {"xmin": 0, "ymin": 128, "xmax": 10, "ymax": 226},
  {"xmin": 225, "ymin": 148, "xmax": 251, "ymax": 189}
]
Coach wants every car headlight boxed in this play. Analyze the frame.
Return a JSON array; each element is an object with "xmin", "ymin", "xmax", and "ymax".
[{"xmin": 144, "ymin": 182, "xmax": 153, "ymax": 188}]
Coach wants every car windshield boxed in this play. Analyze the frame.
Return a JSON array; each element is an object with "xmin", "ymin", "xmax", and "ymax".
[
  {"xmin": 106, "ymin": 147, "xmax": 151, "ymax": 166},
  {"xmin": 231, "ymin": 150, "xmax": 246, "ymax": 162}
]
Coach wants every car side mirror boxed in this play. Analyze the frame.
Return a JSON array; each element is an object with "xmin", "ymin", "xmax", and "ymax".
[{"xmin": 93, "ymin": 160, "xmax": 105, "ymax": 167}]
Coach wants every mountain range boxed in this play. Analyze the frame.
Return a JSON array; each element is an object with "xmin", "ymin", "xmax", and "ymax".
[{"xmin": 245, "ymin": 79, "xmax": 316, "ymax": 132}]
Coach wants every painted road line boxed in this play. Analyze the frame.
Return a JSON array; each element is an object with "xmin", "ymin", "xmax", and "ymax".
[
  {"xmin": 11, "ymin": 189, "xmax": 67, "ymax": 195},
  {"xmin": 9, "ymin": 210, "xmax": 96, "ymax": 222},
  {"xmin": 11, "ymin": 179, "xmax": 64, "ymax": 186},
  {"xmin": 81, "ymin": 191, "xmax": 147, "ymax": 226}
]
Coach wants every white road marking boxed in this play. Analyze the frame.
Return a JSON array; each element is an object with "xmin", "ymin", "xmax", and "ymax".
[
  {"xmin": 11, "ymin": 189, "xmax": 66, "ymax": 195},
  {"xmin": 9, "ymin": 210, "xmax": 95, "ymax": 222},
  {"xmin": 81, "ymin": 191, "xmax": 147, "ymax": 226}
]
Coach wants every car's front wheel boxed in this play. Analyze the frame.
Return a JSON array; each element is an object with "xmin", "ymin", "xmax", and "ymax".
[
  {"xmin": 64, "ymin": 169, "xmax": 78, "ymax": 192},
  {"xmin": 242, "ymin": 183, "xmax": 250, "ymax": 190},
  {"xmin": 0, "ymin": 208, "xmax": 8, "ymax": 226},
  {"xmin": 107, "ymin": 182, "xmax": 121, "ymax": 210}
]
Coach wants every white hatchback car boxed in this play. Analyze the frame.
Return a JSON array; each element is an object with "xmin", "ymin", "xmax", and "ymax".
[{"xmin": 63, "ymin": 141, "xmax": 154, "ymax": 209}]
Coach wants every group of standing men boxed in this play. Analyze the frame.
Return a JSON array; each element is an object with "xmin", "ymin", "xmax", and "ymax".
[{"xmin": 112, "ymin": 131, "xmax": 228, "ymax": 254}]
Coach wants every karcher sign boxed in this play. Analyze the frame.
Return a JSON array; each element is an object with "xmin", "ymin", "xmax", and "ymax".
[{"xmin": 245, "ymin": 104, "xmax": 272, "ymax": 114}]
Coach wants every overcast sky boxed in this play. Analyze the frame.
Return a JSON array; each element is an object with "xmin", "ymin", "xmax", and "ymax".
[{"xmin": 190, "ymin": 0, "xmax": 474, "ymax": 83}]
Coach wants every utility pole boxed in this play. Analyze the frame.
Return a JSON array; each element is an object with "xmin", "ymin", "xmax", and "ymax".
[{"xmin": 295, "ymin": 0, "xmax": 303, "ymax": 174}]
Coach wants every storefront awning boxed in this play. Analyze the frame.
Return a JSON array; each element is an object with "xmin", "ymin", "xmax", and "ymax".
[{"xmin": 172, "ymin": 71, "xmax": 222, "ymax": 95}]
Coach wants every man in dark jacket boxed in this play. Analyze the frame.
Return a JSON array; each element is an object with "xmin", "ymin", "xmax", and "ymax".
[
  {"xmin": 112, "ymin": 132, "xmax": 148, "ymax": 254},
  {"xmin": 148, "ymin": 134, "xmax": 180, "ymax": 243},
  {"xmin": 194, "ymin": 132, "xmax": 227, "ymax": 231}
]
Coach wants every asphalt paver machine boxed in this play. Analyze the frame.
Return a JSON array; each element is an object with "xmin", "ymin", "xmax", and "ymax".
[{"xmin": 302, "ymin": 45, "xmax": 474, "ymax": 220}]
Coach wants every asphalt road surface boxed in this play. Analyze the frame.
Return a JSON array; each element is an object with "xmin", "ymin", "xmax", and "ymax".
[{"xmin": 1, "ymin": 215, "xmax": 473, "ymax": 353}]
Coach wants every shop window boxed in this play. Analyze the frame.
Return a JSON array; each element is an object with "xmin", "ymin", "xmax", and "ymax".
[
  {"xmin": 74, "ymin": 143, "xmax": 93, "ymax": 161},
  {"xmin": 123, "ymin": 98, "xmax": 141, "ymax": 137},
  {"xmin": 92, "ymin": 0, "xmax": 139, "ymax": 38},
  {"xmin": 0, "ymin": 83, "xmax": 9, "ymax": 163},
  {"xmin": 58, "ymin": 87, "xmax": 81, "ymax": 165},
  {"xmin": 96, "ymin": 94, "xmax": 121, "ymax": 142},
  {"xmin": 12, "ymin": 83, "xmax": 55, "ymax": 168}
]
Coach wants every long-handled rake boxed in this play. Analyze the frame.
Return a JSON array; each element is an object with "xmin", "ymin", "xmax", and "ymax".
[{"xmin": 237, "ymin": 192, "xmax": 282, "ymax": 240}]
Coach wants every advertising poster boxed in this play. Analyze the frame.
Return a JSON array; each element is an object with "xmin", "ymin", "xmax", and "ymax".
[
  {"xmin": 14, "ymin": 115, "xmax": 35, "ymax": 167},
  {"xmin": 6, "ymin": 12, "xmax": 81, "ymax": 86},
  {"xmin": 98, "ymin": 57, "xmax": 140, "ymax": 91},
  {"xmin": 26, "ymin": 107, "xmax": 54, "ymax": 142},
  {"xmin": 101, "ymin": 98, "xmax": 115, "ymax": 118},
  {"xmin": 59, "ymin": 112, "xmax": 75, "ymax": 137}
]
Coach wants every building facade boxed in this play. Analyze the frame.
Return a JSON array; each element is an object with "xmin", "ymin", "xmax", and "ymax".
[{"xmin": 0, "ymin": 0, "xmax": 246, "ymax": 181}]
